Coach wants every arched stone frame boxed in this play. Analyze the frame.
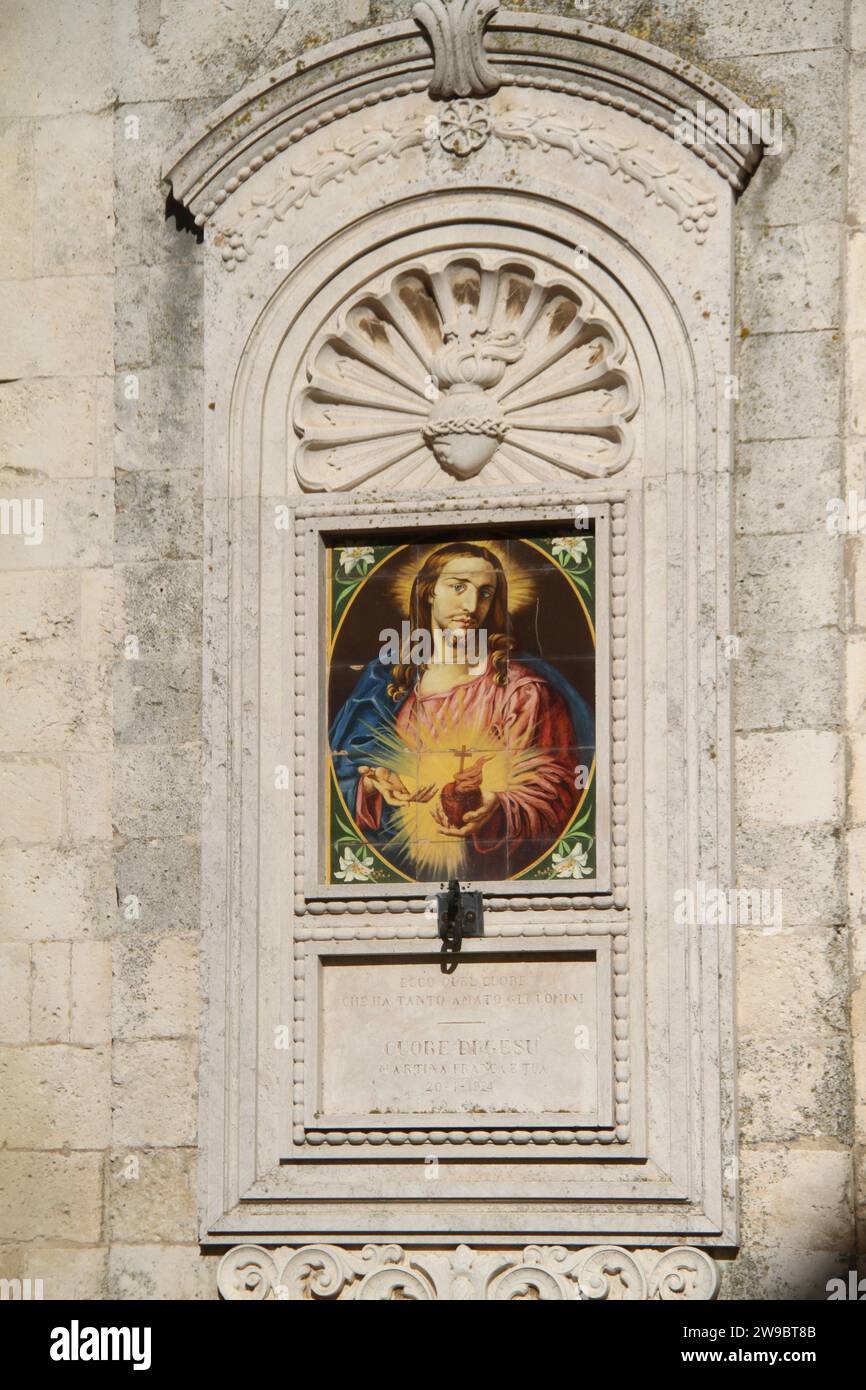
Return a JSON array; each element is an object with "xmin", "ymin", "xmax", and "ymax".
[{"xmin": 165, "ymin": 8, "xmax": 763, "ymax": 1277}]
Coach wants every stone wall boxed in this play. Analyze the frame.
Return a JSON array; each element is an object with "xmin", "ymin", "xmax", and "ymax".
[{"xmin": 0, "ymin": 0, "xmax": 862, "ymax": 1299}]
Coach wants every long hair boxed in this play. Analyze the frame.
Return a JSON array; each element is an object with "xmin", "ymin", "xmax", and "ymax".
[{"xmin": 387, "ymin": 542, "xmax": 515, "ymax": 701}]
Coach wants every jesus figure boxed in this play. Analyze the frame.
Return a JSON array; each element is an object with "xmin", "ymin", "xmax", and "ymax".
[{"xmin": 329, "ymin": 542, "xmax": 594, "ymax": 881}]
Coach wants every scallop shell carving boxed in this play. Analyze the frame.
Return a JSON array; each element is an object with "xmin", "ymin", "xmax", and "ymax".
[{"xmin": 292, "ymin": 254, "xmax": 639, "ymax": 492}]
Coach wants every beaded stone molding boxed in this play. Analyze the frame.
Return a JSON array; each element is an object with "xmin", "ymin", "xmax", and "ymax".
[{"xmin": 217, "ymin": 1242, "xmax": 720, "ymax": 1300}]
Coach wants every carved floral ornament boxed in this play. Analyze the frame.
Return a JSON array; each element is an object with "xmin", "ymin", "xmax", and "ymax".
[
  {"xmin": 216, "ymin": 105, "xmax": 719, "ymax": 269},
  {"xmin": 217, "ymin": 1243, "xmax": 721, "ymax": 1301},
  {"xmin": 292, "ymin": 254, "xmax": 638, "ymax": 491}
]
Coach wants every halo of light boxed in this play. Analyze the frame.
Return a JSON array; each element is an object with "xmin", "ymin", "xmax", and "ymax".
[{"xmin": 388, "ymin": 537, "xmax": 539, "ymax": 615}]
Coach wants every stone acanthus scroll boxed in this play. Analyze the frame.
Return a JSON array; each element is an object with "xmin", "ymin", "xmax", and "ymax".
[
  {"xmin": 412, "ymin": 0, "xmax": 501, "ymax": 99},
  {"xmin": 217, "ymin": 1244, "xmax": 721, "ymax": 1301}
]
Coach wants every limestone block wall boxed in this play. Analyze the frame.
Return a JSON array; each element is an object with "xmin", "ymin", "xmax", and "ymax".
[{"xmin": 0, "ymin": 0, "xmax": 862, "ymax": 1299}]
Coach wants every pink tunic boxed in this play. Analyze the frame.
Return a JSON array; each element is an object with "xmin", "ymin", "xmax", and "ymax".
[{"xmin": 357, "ymin": 662, "xmax": 580, "ymax": 868}]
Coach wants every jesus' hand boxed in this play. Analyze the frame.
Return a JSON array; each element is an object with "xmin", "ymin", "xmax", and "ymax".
[
  {"xmin": 432, "ymin": 791, "xmax": 501, "ymax": 838},
  {"xmin": 357, "ymin": 766, "xmax": 436, "ymax": 807}
]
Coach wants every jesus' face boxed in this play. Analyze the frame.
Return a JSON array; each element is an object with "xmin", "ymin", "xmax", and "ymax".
[{"xmin": 429, "ymin": 555, "xmax": 498, "ymax": 644}]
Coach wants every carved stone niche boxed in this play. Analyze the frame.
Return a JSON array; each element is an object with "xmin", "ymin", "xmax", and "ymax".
[{"xmin": 164, "ymin": 3, "xmax": 764, "ymax": 1296}]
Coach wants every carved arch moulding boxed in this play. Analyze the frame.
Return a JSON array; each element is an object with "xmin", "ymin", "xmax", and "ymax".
[{"xmin": 164, "ymin": 4, "xmax": 765, "ymax": 1288}]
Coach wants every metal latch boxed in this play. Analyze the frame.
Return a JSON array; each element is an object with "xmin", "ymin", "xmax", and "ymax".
[{"xmin": 437, "ymin": 879, "xmax": 483, "ymax": 960}]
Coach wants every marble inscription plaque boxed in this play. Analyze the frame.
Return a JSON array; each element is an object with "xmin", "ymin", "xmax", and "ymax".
[{"xmin": 315, "ymin": 953, "xmax": 601, "ymax": 1127}]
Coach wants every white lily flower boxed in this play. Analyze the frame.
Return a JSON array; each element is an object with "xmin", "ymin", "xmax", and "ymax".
[
  {"xmin": 551, "ymin": 536, "xmax": 589, "ymax": 566},
  {"xmin": 550, "ymin": 842, "xmax": 591, "ymax": 878},
  {"xmin": 339, "ymin": 545, "xmax": 375, "ymax": 574},
  {"xmin": 335, "ymin": 845, "xmax": 376, "ymax": 882}
]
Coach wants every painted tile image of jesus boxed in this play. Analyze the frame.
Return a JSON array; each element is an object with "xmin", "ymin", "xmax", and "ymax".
[{"xmin": 329, "ymin": 540, "xmax": 595, "ymax": 882}]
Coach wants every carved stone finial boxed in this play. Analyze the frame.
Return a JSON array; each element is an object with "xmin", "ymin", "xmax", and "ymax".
[{"xmin": 412, "ymin": 0, "xmax": 501, "ymax": 100}]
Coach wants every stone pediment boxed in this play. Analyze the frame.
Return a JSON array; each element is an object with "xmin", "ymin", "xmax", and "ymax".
[{"xmin": 164, "ymin": 10, "xmax": 765, "ymax": 237}]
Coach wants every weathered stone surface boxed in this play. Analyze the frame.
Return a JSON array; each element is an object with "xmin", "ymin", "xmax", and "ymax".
[
  {"xmin": 848, "ymin": 827, "xmax": 866, "ymax": 967},
  {"xmin": 850, "ymin": 733, "xmax": 866, "ymax": 826},
  {"xmin": 114, "ymin": 367, "xmax": 203, "ymax": 474},
  {"xmin": 112, "ymin": 0, "xmax": 371, "ymax": 104},
  {"xmin": 734, "ymin": 628, "xmax": 841, "ymax": 732},
  {"xmin": 0, "ymin": 277, "xmax": 113, "ymax": 379},
  {"xmin": 734, "ymin": 437, "xmax": 840, "ymax": 536},
  {"xmin": 738, "ymin": 1037, "xmax": 851, "ymax": 1144},
  {"xmin": 0, "ymin": 761, "xmax": 63, "ymax": 845},
  {"xmin": 109, "ymin": 1148, "xmax": 197, "ymax": 1243},
  {"xmin": 0, "ymin": 1045, "xmax": 111, "ymax": 1148},
  {"xmin": 0, "ymin": 943, "xmax": 30, "ymax": 1041},
  {"xmin": 846, "ymin": 332, "xmax": 866, "ymax": 437},
  {"xmin": 737, "ymin": 927, "xmax": 848, "ymax": 1036},
  {"xmin": 64, "ymin": 753, "xmax": 113, "ymax": 844},
  {"xmin": 736, "ymin": 222, "xmax": 840, "ymax": 334},
  {"xmin": 112, "ymin": 748, "xmax": 200, "ymax": 839},
  {"xmin": 0, "ymin": 1152, "xmax": 103, "ymax": 1243},
  {"xmin": 853, "ymin": 544, "xmax": 866, "ymax": 632},
  {"xmin": 649, "ymin": 0, "xmax": 844, "ymax": 59},
  {"xmin": 34, "ymin": 114, "xmax": 113, "ymax": 275},
  {"xmin": 0, "ymin": 377, "xmax": 113, "ymax": 481},
  {"xmin": 719, "ymin": 1246, "xmax": 852, "ymax": 1301},
  {"xmin": 735, "ymin": 533, "xmax": 839, "ymax": 634},
  {"xmin": 737, "ymin": 329, "xmax": 840, "ymax": 442},
  {"xmin": 115, "ymin": 264, "xmax": 203, "ymax": 369},
  {"xmin": 30, "ymin": 941, "xmax": 70, "ymax": 1042},
  {"xmin": 113, "ymin": 658, "xmax": 201, "ymax": 747},
  {"xmin": 0, "ymin": 481, "xmax": 113, "ymax": 572},
  {"xmin": 115, "ymin": 561, "xmax": 202, "ymax": 662},
  {"xmin": 0, "ymin": 0, "xmax": 112, "ymax": 119},
  {"xmin": 0, "ymin": 120, "xmax": 33, "ymax": 278},
  {"xmin": 107, "ymin": 1244, "xmax": 214, "ymax": 1301},
  {"xmin": 738, "ymin": 1146, "xmax": 853, "ymax": 1253},
  {"xmin": 0, "ymin": 572, "xmax": 81, "ymax": 663},
  {"xmin": 114, "ymin": 97, "xmax": 212, "ymax": 268},
  {"xmin": 736, "ymin": 730, "xmax": 843, "ymax": 826},
  {"xmin": 71, "ymin": 941, "xmax": 112, "ymax": 1045},
  {"xmin": 848, "ymin": 53, "xmax": 866, "ymax": 224},
  {"xmin": 115, "ymin": 469, "xmax": 202, "ymax": 563},
  {"xmin": 0, "ymin": 1244, "xmax": 107, "ymax": 1300},
  {"xmin": 112, "ymin": 1039, "xmax": 197, "ymax": 1147},
  {"xmin": 735, "ymin": 822, "xmax": 845, "ymax": 928},
  {"xmin": 730, "ymin": 49, "xmax": 845, "ymax": 226},
  {"xmin": 0, "ymin": 661, "xmax": 110, "ymax": 752},
  {"xmin": 112, "ymin": 936, "xmax": 199, "ymax": 1040},
  {"xmin": 0, "ymin": 846, "xmax": 113, "ymax": 940},
  {"xmin": 113, "ymin": 836, "xmax": 201, "ymax": 936},
  {"xmin": 846, "ymin": 227, "xmax": 866, "ymax": 340}
]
